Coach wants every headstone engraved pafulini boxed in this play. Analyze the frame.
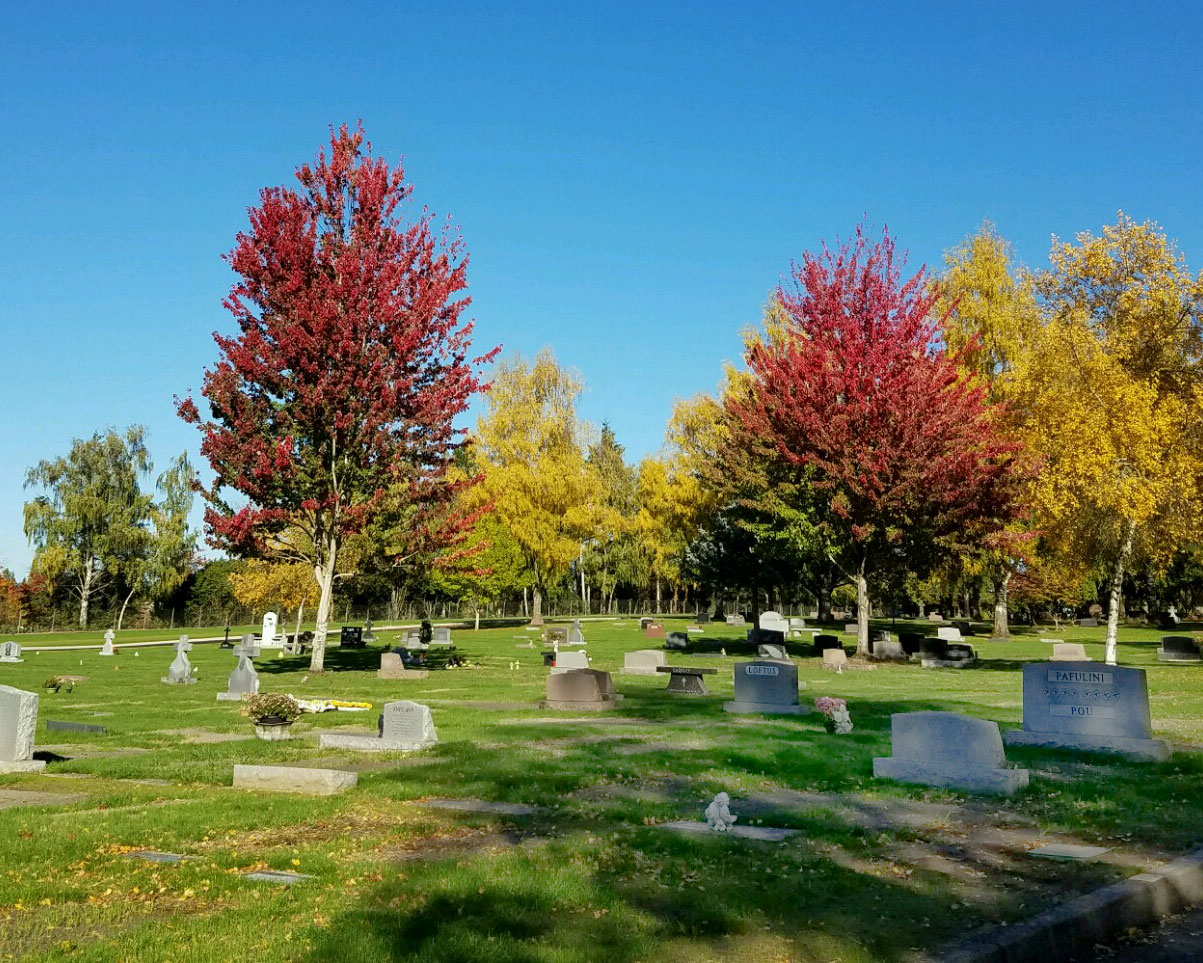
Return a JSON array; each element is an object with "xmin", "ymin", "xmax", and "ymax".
[
  {"xmin": 874, "ymin": 712, "xmax": 1029, "ymax": 795},
  {"xmin": 319, "ymin": 700, "xmax": 438, "ymax": 751},
  {"xmin": 723, "ymin": 660, "xmax": 808, "ymax": 715},
  {"xmin": 0, "ymin": 684, "xmax": 46, "ymax": 772},
  {"xmin": 0, "ymin": 642, "xmax": 23, "ymax": 663},
  {"xmin": 1003, "ymin": 662, "xmax": 1170, "ymax": 761},
  {"xmin": 217, "ymin": 636, "xmax": 260, "ymax": 701},
  {"xmin": 99, "ymin": 629, "xmax": 115, "ymax": 657},
  {"xmin": 162, "ymin": 636, "xmax": 197, "ymax": 685}
]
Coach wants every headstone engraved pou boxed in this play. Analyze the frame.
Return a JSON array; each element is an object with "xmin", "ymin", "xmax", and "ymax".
[
  {"xmin": 723, "ymin": 660, "xmax": 807, "ymax": 715},
  {"xmin": 1003, "ymin": 662, "xmax": 1169, "ymax": 761}
]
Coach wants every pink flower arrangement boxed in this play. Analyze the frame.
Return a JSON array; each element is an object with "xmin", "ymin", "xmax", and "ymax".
[{"xmin": 813, "ymin": 696, "xmax": 847, "ymax": 717}]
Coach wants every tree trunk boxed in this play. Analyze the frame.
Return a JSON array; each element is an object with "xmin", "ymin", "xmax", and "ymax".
[
  {"xmin": 1105, "ymin": 520, "xmax": 1137, "ymax": 665},
  {"xmin": 530, "ymin": 585, "xmax": 544, "ymax": 627},
  {"xmin": 855, "ymin": 565, "xmax": 870, "ymax": 657},
  {"xmin": 116, "ymin": 585, "xmax": 136, "ymax": 632},
  {"xmin": 655, "ymin": 576, "xmax": 662, "ymax": 614},
  {"xmin": 295, "ymin": 601, "xmax": 305, "ymax": 646},
  {"xmin": 991, "ymin": 570, "xmax": 1011, "ymax": 639},
  {"xmin": 78, "ymin": 560, "xmax": 96, "ymax": 629},
  {"xmin": 309, "ymin": 536, "xmax": 339, "ymax": 672},
  {"xmin": 473, "ymin": 603, "xmax": 480, "ymax": 631}
]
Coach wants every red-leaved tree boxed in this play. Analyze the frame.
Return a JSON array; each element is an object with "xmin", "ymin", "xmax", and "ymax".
[
  {"xmin": 178, "ymin": 124, "xmax": 498, "ymax": 671},
  {"xmin": 732, "ymin": 227, "xmax": 1024, "ymax": 655}
]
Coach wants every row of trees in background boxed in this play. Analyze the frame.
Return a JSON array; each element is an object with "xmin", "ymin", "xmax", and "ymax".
[{"xmin": 11, "ymin": 125, "xmax": 1203, "ymax": 671}]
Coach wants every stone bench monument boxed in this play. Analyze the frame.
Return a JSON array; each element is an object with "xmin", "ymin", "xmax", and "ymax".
[
  {"xmin": 723, "ymin": 660, "xmax": 808, "ymax": 715},
  {"xmin": 874, "ymin": 712, "xmax": 1028, "ymax": 795},
  {"xmin": 656, "ymin": 665, "xmax": 717, "ymax": 695},
  {"xmin": 541, "ymin": 669, "xmax": 618, "ymax": 711},
  {"xmin": 1003, "ymin": 661, "xmax": 1170, "ymax": 761}
]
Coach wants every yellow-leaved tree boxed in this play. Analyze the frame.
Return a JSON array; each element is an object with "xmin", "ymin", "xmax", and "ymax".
[
  {"xmin": 475, "ymin": 350, "xmax": 600, "ymax": 625},
  {"xmin": 1014, "ymin": 214, "xmax": 1203, "ymax": 663},
  {"xmin": 936, "ymin": 224, "xmax": 1040, "ymax": 636},
  {"xmin": 229, "ymin": 560, "xmax": 319, "ymax": 641}
]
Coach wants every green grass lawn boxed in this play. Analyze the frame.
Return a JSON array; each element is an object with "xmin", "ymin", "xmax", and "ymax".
[{"xmin": 1, "ymin": 617, "xmax": 1201, "ymax": 962}]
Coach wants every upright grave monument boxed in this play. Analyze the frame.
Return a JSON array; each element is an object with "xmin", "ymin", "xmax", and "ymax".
[
  {"xmin": 0, "ymin": 684, "xmax": 46, "ymax": 772},
  {"xmin": 161, "ymin": 636, "xmax": 196, "ymax": 684},
  {"xmin": 723, "ymin": 660, "xmax": 808, "ymax": 715},
  {"xmin": 99, "ymin": 629, "xmax": 116, "ymax": 656},
  {"xmin": 1003, "ymin": 661, "xmax": 1170, "ymax": 761},
  {"xmin": 259, "ymin": 611, "xmax": 283, "ymax": 650},
  {"xmin": 541, "ymin": 669, "xmax": 618, "ymax": 710},
  {"xmin": 319, "ymin": 700, "xmax": 438, "ymax": 752},
  {"xmin": 552, "ymin": 650, "xmax": 590, "ymax": 673},
  {"xmin": 1158, "ymin": 636, "xmax": 1202, "ymax": 663},
  {"xmin": 622, "ymin": 650, "xmax": 668, "ymax": 676},
  {"xmin": 0, "ymin": 642, "xmax": 22, "ymax": 663},
  {"xmin": 874, "ymin": 712, "xmax": 1028, "ymax": 795},
  {"xmin": 217, "ymin": 636, "xmax": 260, "ymax": 701}
]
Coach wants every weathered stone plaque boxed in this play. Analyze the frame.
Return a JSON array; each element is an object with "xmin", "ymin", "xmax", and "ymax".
[{"xmin": 1003, "ymin": 661, "xmax": 1169, "ymax": 761}]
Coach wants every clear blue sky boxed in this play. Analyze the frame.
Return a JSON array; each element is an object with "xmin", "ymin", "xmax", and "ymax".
[{"xmin": 2, "ymin": 1, "xmax": 1201, "ymax": 577}]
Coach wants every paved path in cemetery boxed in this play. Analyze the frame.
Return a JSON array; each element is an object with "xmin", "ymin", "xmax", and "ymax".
[{"xmin": 1084, "ymin": 906, "xmax": 1203, "ymax": 961}]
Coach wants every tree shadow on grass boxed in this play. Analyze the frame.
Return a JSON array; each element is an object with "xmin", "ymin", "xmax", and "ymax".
[{"xmin": 255, "ymin": 644, "xmax": 468, "ymax": 675}]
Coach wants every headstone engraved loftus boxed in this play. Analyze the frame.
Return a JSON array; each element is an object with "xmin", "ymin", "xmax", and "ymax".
[
  {"xmin": 0, "ymin": 685, "xmax": 46, "ymax": 772},
  {"xmin": 723, "ymin": 660, "xmax": 808, "ymax": 715},
  {"xmin": 1158, "ymin": 636, "xmax": 1202, "ymax": 663},
  {"xmin": 319, "ymin": 700, "xmax": 438, "ymax": 751},
  {"xmin": 874, "ymin": 712, "xmax": 1028, "ymax": 795},
  {"xmin": 1003, "ymin": 662, "xmax": 1170, "ymax": 761}
]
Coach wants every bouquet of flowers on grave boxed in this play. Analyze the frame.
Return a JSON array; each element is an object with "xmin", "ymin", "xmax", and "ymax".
[
  {"xmin": 43, "ymin": 676, "xmax": 73, "ymax": 694},
  {"xmin": 247, "ymin": 693, "xmax": 302, "ymax": 724},
  {"xmin": 814, "ymin": 696, "xmax": 848, "ymax": 734}
]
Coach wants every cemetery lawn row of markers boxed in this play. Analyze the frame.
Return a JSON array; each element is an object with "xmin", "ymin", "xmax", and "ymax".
[{"xmin": 1, "ymin": 617, "xmax": 1202, "ymax": 962}]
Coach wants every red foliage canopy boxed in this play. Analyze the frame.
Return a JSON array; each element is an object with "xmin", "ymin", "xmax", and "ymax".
[
  {"xmin": 732, "ymin": 226, "xmax": 1022, "ymax": 578},
  {"xmin": 178, "ymin": 124, "xmax": 498, "ymax": 562}
]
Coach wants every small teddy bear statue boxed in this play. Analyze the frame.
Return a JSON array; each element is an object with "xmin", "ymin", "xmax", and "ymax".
[
  {"xmin": 705, "ymin": 791, "xmax": 737, "ymax": 831},
  {"xmin": 831, "ymin": 705, "xmax": 853, "ymax": 735}
]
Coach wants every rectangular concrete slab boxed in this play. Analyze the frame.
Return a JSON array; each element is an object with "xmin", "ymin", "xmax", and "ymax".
[
  {"xmin": 244, "ymin": 870, "xmax": 315, "ymax": 884},
  {"xmin": 420, "ymin": 798, "xmax": 537, "ymax": 816},
  {"xmin": 233, "ymin": 764, "xmax": 357, "ymax": 795},
  {"xmin": 1030, "ymin": 843, "xmax": 1112, "ymax": 861},
  {"xmin": 661, "ymin": 820, "xmax": 799, "ymax": 842}
]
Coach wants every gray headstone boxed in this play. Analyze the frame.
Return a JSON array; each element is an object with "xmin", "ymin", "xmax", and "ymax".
[
  {"xmin": 1051, "ymin": 642, "xmax": 1089, "ymax": 661},
  {"xmin": 567, "ymin": 625, "xmax": 586, "ymax": 646},
  {"xmin": 1158, "ymin": 636, "xmax": 1202, "ymax": 662},
  {"xmin": 723, "ymin": 660, "xmax": 807, "ymax": 715},
  {"xmin": 821, "ymin": 648, "xmax": 848, "ymax": 669},
  {"xmin": 1003, "ymin": 662, "xmax": 1170, "ymax": 761},
  {"xmin": 1078, "ymin": 618, "xmax": 1098, "ymax": 627},
  {"xmin": 361, "ymin": 618, "xmax": 376, "ymax": 645},
  {"xmin": 666, "ymin": 631, "xmax": 690, "ymax": 648},
  {"xmin": 162, "ymin": 636, "xmax": 196, "ymax": 685},
  {"xmin": 622, "ymin": 650, "xmax": 668, "ymax": 675},
  {"xmin": 0, "ymin": 685, "xmax": 46, "ymax": 772},
  {"xmin": 871, "ymin": 638, "xmax": 906, "ymax": 660},
  {"xmin": 0, "ymin": 641, "xmax": 22, "ymax": 663},
  {"xmin": 380, "ymin": 700, "xmax": 438, "ymax": 750},
  {"xmin": 725, "ymin": 614, "xmax": 744, "ymax": 625},
  {"xmin": 542, "ymin": 669, "xmax": 618, "ymax": 710},
  {"xmin": 759, "ymin": 611, "xmax": 789, "ymax": 634},
  {"xmin": 99, "ymin": 630, "xmax": 115, "ymax": 656},
  {"xmin": 552, "ymin": 650, "xmax": 589, "ymax": 672},
  {"xmin": 217, "ymin": 642, "xmax": 260, "ymax": 701},
  {"xmin": 844, "ymin": 623, "xmax": 859, "ymax": 635},
  {"xmin": 432, "ymin": 626, "xmax": 452, "ymax": 644},
  {"xmin": 259, "ymin": 612, "xmax": 283, "ymax": 649},
  {"xmin": 935, "ymin": 626, "xmax": 964, "ymax": 642},
  {"xmin": 757, "ymin": 643, "xmax": 788, "ymax": 660},
  {"xmin": 874, "ymin": 712, "xmax": 1028, "ymax": 795}
]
